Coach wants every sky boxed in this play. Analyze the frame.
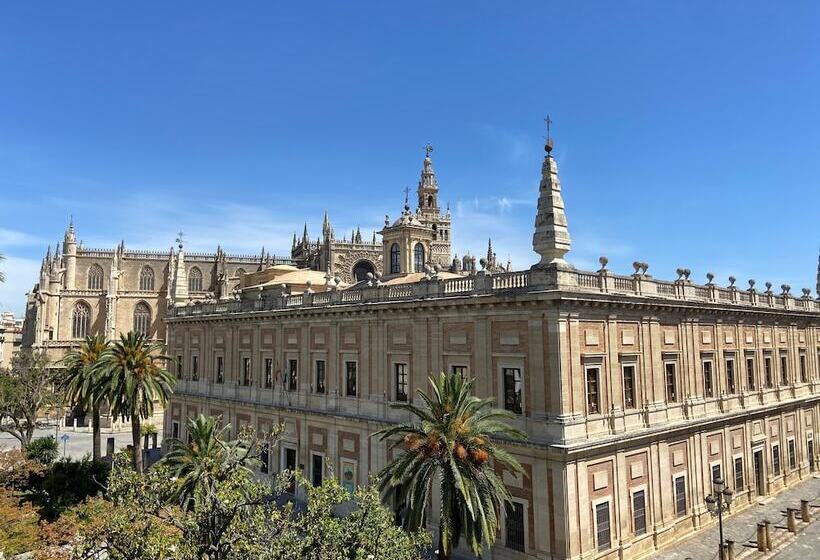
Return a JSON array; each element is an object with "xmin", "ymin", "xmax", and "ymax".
[{"xmin": 1, "ymin": 2, "xmax": 819, "ymax": 315}]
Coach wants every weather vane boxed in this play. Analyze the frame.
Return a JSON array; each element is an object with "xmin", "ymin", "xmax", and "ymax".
[
  {"xmin": 175, "ymin": 231, "xmax": 184, "ymax": 249},
  {"xmin": 425, "ymin": 143, "xmax": 434, "ymax": 157},
  {"xmin": 544, "ymin": 114, "xmax": 554, "ymax": 153}
]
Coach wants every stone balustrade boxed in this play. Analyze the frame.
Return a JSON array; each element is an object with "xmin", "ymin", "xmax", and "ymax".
[{"xmin": 168, "ymin": 267, "xmax": 820, "ymax": 318}]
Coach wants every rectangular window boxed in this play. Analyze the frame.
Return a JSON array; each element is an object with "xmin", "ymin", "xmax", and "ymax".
[
  {"xmin": 772, "ymin": 444, "xmax": 781, "ymax": 475},
  {"xmin": 703, "ymin": 360, "xmax": 714, "ymax": 398},
  {"xmin": 632, "ymin": 490, "xmax": 646, "ymax": 536},
  {"xmin": 781, "ymin": 354, "xmax": 789, "ymax": 385},
  {"xmin": 764, "ymin": 356, "xmax": 773, "ymax": 388},
  {"xmin": 312, "ymin": 454, "xmax": 323, "ymax": 487},
  {"xmin": 586, "ymin": 366, "xmax": 600, "ymax": 414},
  {"xmin": 216, "ymin": 356, "xmax": 224, "ymax": 384},
  {"xmin": 788, "ymin": 439, "xmax": 796, "ymax": 470},
  {"xmin": 725, "ymin": 358, "xmax": 736, "ymax": 394},
  {"xmin": 665, "ymin": 362, "xmax": 678, "ymax": 403},
  {"xmin": 345, "ymin": 361, "xmax": 357, "ymax": 397},
  {"xmin": 287, "ymin": 359, "xmax": 298, "ymax": 391},
  {"xmin": 242, "ymin": 357, "xmax": 251, "ymax": 386},
  {"xmin": 800, "ymin": 354, "xmax": 807, "ymax": 383},
  {"xmin": 734, "ymin": 457, "xmax": 744, "ymax": 491},
  {"xmin": 595, "ymin": 502, "xmax": 611, "ymax": 552},
  {"xmin": 711, "ymin": 463, "xmax": 722, "ymax": 485},
  {"xmin": 395, "ymin": 363, "xmax": 408, "ymax": 402},
  {"xmin": 674, "ymin": 476, "xmax": 686, "ymax": 517},
  {"xmin": 191, "ymin": 355, "xmax": 199, "ymax": 381},
  {"xmin": 746, "ymin": 357, "xmax": 755, "ymax": 390},
  {"xmin": 503, "ymin": 367, "xmax": 522, "ymax": 414},
  {"xmin": 623, "ymin": 364, "xmax": 636, "ymax": 409},
  {"xmin": 172, "ymin": 421, "xmax": 180, "ymax": 440},
  {"xmin": 451, "ymin": 365, "xmax": 467, "ymax": 378},
  {"xmin": 505, "ymin": 502, "xmax": 525, "ymax": 552},
  {"xmin": 260, "ymin": 443, "xmax": 269, "ymax": 474},
  {"xmin": 264, "ymin": 358, "xmax": 273, "ymax": 388},
  {"xmin": 285, "ymin": 447, "xmax": 297, "ymax": 493},
  {"xmin": 315, "ymin": 360, "xmax": 326, "ymax": 394},
  {"xmin": 176, "ymin": 355, "xmax": 183, "ymax": 379}
]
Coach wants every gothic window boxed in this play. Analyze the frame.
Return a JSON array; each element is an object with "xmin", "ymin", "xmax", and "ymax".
[
  {"xmin": 390, "ymin": 243, "xmax": 400, "ymax": 274},
  {"xmin": 71, "ymin": 301, "xmax": 90, "ymax": 339},
  {"xmin": 189, "ymin": 266, "xmax": 203, "ymax": 292},
  {"xmin": 413, "ymin": 243, "xmax": 425, "ymax": 273},
  {"xmin": 87, "ymin": 265, "xmax": 103, "ymax": 290},
  {"xmin": 133, "ymin": 302, "xmax": 151, "ymax": 336},
  {"xmin": 139, "ymin": 266, "xmax": 154, "ymax": 291}
]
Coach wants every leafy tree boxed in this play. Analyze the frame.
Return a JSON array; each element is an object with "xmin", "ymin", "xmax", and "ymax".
[
  {"xmin": 376, "ymin": 372, "xmax": 526, "ymax": 559},
  {"xmin": 29, "ymin": 457, "xmax": 110, "ymax": 520},
  {"xmin": 62, "ymin": 334, "xmax": 110, "ymax": 461},
  {"xmin": 25, "ymin": 435, "xmax": 58, "ymax": 465},
  {"xmin": 0, "ymin": 350, "xmax": 58, "ymax": 446},
  {"xmin": 100, "ymin": 332, "xmax": 174, "ymax": 473}
]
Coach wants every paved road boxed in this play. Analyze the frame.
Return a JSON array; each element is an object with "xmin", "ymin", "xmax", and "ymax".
[
  {"xmin": 656, "ymin": 475, "xmax": 820, "ymax": 560},
  {"xmin": 0, "ymin": 424, "xmax": 162, "ymax": 460}
]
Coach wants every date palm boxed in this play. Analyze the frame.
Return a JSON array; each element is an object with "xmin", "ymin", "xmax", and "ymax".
[
  {"xmin": 159, "ymin": 414, "xmax": 256, "ymax": 509},
  {"xmin": 62, "ymin": 334, "xmax": 109, "ymax": 461},
  {"xmin": 376, "ymin": 372, "xmax": 526, "ymax": 559},
  {"xmin": 101, "ymin": 331, "xmax": 174, "ymax": 473}
]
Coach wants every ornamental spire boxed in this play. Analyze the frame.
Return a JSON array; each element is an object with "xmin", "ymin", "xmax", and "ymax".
[
  {"xmin": 816, "ymin": 249, "xmax": 820, "ymax": 297},
  {"xmin": 418, "ymin": 143, "xmax": 439, "ymax": 213},
  {"xmin": 532, "ymin": 120, "xmax": 572, "ymax": 267}
]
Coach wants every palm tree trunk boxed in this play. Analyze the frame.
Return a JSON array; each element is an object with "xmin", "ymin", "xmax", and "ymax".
[
  {"xmin": 91, "ymin": 404, "xmax": 101, "ymax": 461},
  {"xmin": 131, "ymin": 413, "xmax": 143, "ymax": 473},
  {"xmin": 438, "ymin": 523, "xmax": 448, "ymax": 560}
]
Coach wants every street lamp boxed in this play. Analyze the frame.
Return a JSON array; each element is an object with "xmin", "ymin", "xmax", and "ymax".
[{"xmin": 705, "ymin": 477, "xmax": 734, "ymax": 560}]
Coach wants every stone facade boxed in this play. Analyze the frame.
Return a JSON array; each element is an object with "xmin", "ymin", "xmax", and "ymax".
[
  {"xmin": 163, "ymin": 138, "xmax": 820, "ymax": 558},
  {"xmin": 0, "ymin": 312, "xmax": 22, "ymax": 369}
]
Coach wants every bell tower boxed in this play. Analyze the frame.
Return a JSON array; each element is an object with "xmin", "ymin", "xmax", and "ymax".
[{"xmin": 417, "ymin": 143, "xmax": 439, "ymax": 215}]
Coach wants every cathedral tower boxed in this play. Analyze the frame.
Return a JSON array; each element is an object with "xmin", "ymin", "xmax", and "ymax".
[
  {"xmin": 63, "ymin": 217, "xmax": 77, "ymax": 290},
  {"xmin": 413, "ymin": 145, "xmax": 451, "ymax": 268}
]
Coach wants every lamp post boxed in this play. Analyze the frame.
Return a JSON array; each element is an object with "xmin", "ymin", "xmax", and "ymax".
[{"xmin": 705, "ymin": 477, "xmax": 734, "ymax": 560}]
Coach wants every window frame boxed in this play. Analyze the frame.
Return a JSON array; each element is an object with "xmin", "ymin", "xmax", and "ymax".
[
  {"xmin": 631, "ymin": 488, "xmax": 647, "ymax": 536},
  {"xmin": 703, "ymin": 358, "xmax": 714, "ymax": 398},
  {"xmin": 345, "ymin": 360, "xmax": 358, "ymax": 397},
  {"xmin": 734, "ymin": 455, "xmax": 744, "ymax": 491},
  {"xmin": 772, "ymin": 443, "xmax": 781, "ymax": 476},
  {"xmin": 394, "ymin": 362, "xmax": 408, "ymax": 402},
  {"xmin": 594, "ymin": 500, "xmax": 612, "ymax": 552},
  {"xmin": 502, "ymin": 366, "xmax": 523, "ymax": 415},
  {"xmin": 665, "ymin": 360, "xmax": 678, "ymax": 403},
  {"xmin": 242, "ymin": 357, "xmax": 251, "ymax": 386},
  {"xmin": 264, "ymin": 357, "xmax": 273, "ymax": 388},
  {"xmin": 622, "ymin": 362, "xmax": 636, "ymax": 409},
  {"xmin": 191, "ymin": 354, "xmax": 199, "ymax": 381},
  {"xmin": 725, "ymin": 355, "xmax": 736, "ymax": 394},
  {"xmin": 413, "ymin": 243, "xmax": 425, "ymax": 273},
  {"xmin": 745, "ymin": 355, "xmax": 756, "ymax": 390},
  {"xmin": 674, "ymin": 475, "xmax": 687, "ymax": 518},
  {"xmin": 764, "ymin": 355, "xmax": 774, "ymax": 388},
  {"xmin": 504, "ymin": 499, "xmax": 526, "ymax": 552},
  {"xmin": 389, "ymin": 243, "xmax": 400, "ymax": 274},
  {"xmin": 788, "ymin": 438, "xmax": 797, "ymax": 471},
  {"xmin": 216, "ymin": 355, "xmax": 224, "ymax": 384},
  {"xmin": 585, "ymin": 364, "xmax": 601, "ymax": 414},
  {"xmin": 315, "ymin": 359, "xmax": 326, "ymax": 394},
  {"xmin": 287, "ymin": 359, "xmax": 298, "ymax": 391}
]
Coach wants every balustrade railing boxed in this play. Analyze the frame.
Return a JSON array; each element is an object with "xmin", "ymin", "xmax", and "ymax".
[{"xmin": 167, "ymin": 266, "xmax": 820, "ymax": 319}]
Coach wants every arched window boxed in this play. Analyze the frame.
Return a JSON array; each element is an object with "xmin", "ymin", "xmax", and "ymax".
[
  {"xmin": 87, "ymin": 265, "xmax": 103, "ymax": 290},
  {"xmin": 352, "ymin": 260, "xmax": 375, "ymax": 282},
  {"xmin": 139, "ymin": 266, "xmax": 155, "ymax": 291},
  {"xmin": 133, "ymin": 302, "xmax": 151, "ymax": 336},
  {"xmin": 427, "ymin": 195, "xmax": 434, "ymax": 208},
  {"xmin": 413, "ymin": 243, "xmax": 425, "ymax": 273},
  {"xmin": 390, "ymin": 243, "xmax": 401, "ymax": 274},
  {"xmin": 71, "ymin": 301, "xmax": 90, "ymax": 339},
  {"xmin": 188, "ymin": 267, "xmax": 203, "ymax": 292}
]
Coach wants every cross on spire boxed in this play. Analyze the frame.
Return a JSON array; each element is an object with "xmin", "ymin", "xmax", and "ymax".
[
  {"xmin": 175, "ymin": 231, "xmax": 184, "ymax": 249},
  {"xmin": 544, "ymin": 114, "xmax": 554, "ymax": 153},
  {"xmin": 425, "ymin": 143, "xmax": 434, "ymax": 157}
]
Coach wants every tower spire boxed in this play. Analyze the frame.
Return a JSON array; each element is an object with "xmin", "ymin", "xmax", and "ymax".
[
  {"xmin": 532, "ymin": 120, "xmax": 572, "ymax": 267},
  {"xmin": 816, "ymin": 249, "xmax": 820, "ymax": 297},
  {"xmin": 417, "ymin": 143, "xmax": 439, "ymax": 214}
]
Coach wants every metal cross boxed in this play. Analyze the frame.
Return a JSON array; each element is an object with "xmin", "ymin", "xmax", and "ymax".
[
  {"xmin": 425, "ymin": 143, "xmax": 434, "ymax": 157},
  {"xmin": 403, "ymin": 186, "xmax": 411, "ymax": 203},
  {"xmin": 544, "ymin": 114, "xmax": 553, "ymax": 141}
]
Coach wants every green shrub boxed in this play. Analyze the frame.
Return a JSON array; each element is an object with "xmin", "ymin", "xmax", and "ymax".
[{"xmin": 25, "ymin": 436, "xmax": 58, "ymax": 465}]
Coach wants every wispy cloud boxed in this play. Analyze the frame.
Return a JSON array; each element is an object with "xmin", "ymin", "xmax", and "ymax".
[{"xmin": 0, "ymin": 228, "xmax": 43, "ymax": 247}]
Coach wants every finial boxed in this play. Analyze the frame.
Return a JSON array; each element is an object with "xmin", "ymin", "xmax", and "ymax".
[
  {"xmin": 175, "ymin": 231, "xmax": 184, "ymax": 250},
  {"xmin": 425, "ymin": 143, "xmax": 434, "ymax": 158},
  {"xmin": 544, "ymin": 114, "xmax": 554, "ymax": 153},
  {"xmin": 403, "ymin": 186, "xmax": 411, "ymax": 212}
]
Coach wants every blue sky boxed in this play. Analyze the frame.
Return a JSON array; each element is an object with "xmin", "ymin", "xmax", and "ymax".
[{"xmin": 1, "ymin": 2, "xmax": 819, "ymax": 315}]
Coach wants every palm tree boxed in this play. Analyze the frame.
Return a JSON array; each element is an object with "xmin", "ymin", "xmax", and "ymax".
[
  {"xmin": 102, "ymin": 331, "xmax": 174, "ymax": 473},
  {"xmin": 159, "ymin": 414, "xmax": 256, "ymax": 509},
  {"xmin": 62, "ymin": 334, "xmax": 109, "ymax": 461},
  {"xmin": 376, "ymin": 373, "xmax": 526, "ymax": 560}
]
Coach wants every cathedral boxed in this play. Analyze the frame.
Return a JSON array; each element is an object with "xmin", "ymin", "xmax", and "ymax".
[{"xmin": 23, "ymin": 146, "xmax": 508, "ymax": 370}]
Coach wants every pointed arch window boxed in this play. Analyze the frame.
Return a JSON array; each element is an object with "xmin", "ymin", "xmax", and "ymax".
[
  {"xmin": 189, "ymin": 267, "xmax": 203, "ymax": 292},
  {"xmin": 139, "ymin": 266, "xmax": 155, "ymax": 291},
  {"xmin": 390, "ymin": 243, "xmax": 401, "ymax": 274},
  {"xmin": 133, "ymin": 302, "xmax": 151, "ymax": 336},
  {"xmin": 87, "ymin": 265, "xmax": 103, "ymax": 290},
  {"xmin": 414, "ymin": 243, "xmax": 425, "ymax": 273},
  {"xmin": 72, "ymin": 302, "xmax": 90, "ymax": 339}
]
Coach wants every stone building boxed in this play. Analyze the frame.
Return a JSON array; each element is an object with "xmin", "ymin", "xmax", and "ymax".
[
  {"xmin": 0, "ymin": 312, "xmax": 23, "ymax": 369},
  {"xmin": 164, "ymin": 137, "xmax": 820, "ymax": 559}
]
